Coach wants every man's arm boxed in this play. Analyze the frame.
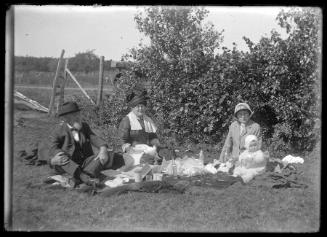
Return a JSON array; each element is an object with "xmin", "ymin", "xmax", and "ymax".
[
  {"xmin": 82, "ymin": 122, "xmax": 110, "ymax": 165},
  {"xmin": 48, "ymin": 124, "xmax": 70, "ymax": 166},
  {"xmin": 83, "ymin": 122, "xmax": 107, "ymax": 148},
  {"xmin": 48, "ymin": 125, "xmax": 65, "ymax": 158}
]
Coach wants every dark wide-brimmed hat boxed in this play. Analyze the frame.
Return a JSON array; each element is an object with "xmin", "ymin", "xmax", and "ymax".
[
  {"xmin": 58, "ymin": 101, "xmax": 81, "ymax": 116},
  {"xmin": 127, "ymin": 90, "xmax": 148, "ymax": 108}
]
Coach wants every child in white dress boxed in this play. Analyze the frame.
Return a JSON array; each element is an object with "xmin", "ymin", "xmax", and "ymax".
[{"xmin": 233, "ymin": 135, "xmax": 267, "ymax": 183}]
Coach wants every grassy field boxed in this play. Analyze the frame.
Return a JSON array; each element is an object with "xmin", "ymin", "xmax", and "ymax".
[
  {"xmin": 15, "ymin": 70, "xmax": 119, "ymax": 88},
  {"xmin": 11, "ymin": 109, "xmax": 320, "ymax": 232},
  {"xmin": 14, "ymin": 87, "xmax": 113, "ymax": 109}
]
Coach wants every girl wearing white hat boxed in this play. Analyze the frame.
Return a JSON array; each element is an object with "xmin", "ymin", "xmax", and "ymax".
[{"xmin": 219, "ymin": 102, "xmax": 262, "ymax": 163}]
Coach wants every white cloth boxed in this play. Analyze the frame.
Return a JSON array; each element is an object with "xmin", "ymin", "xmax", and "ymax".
[
  {"xmin": 238, "ymin": 150, "xmax": 266, "ymax": 168},
  {"xmin": 217, "ymin": 161, "xmax": 233, "ymax": 173},
  {"xmin": 104, "ymin": 176, "xmax": 129, "ymax": 188},
  {"xmin": 67, "ymin": 123, "xmax": 79, "ymax": 142},
  {"xmin": 125, "ymin": 144, "xmax": 157, "ymax": 166},
  {"xmin": 133, "ymin": 144, "xmax": 157, "ymax": 156},
  {"xmin": 233, "ymin": 166, "xmax": 265, "ymax": 183},
  {"xmin": 204, "ymin": 163, "xmax": 218, "ymax": 174},
  {"xmin": 127, "ymin": 111, "xmax": 157, "ymax": 133},
  {"xmin": 282, "ymin": 155, "xmax": 304, "ymax": 166},
  {"xmin": 122, "ymin": 143, "xmax": 132, "ymax": 153}
]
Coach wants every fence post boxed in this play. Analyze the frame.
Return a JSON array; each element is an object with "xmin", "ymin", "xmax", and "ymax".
[
  {"xmin": 97, "ymin": 56, "xmax": 104, "ymax": 106},
  {"xmin": 48, "ymin": 49, "xmax": 65, "ymax": 116},
  {"xmin": 57, "ymin": 58, "xmax": 69, "ymax": 114}
]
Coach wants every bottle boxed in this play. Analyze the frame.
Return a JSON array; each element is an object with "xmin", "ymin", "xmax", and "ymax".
[
  {"xmin": 224, "ymin": 150, "xmax": 230, "ymax": 163},
  {"xmin": 172, "ymin": 158, "xmax": 177, "ymax": 177},
  {"xmin": 199, "ymin": 149, "xmax": 204, "ymax": 165}
]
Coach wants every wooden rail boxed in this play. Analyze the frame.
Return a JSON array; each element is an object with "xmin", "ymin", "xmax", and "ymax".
[
  {"xmin": 66, "ymin": 68, "xmax": 95, "ymax": 105},
  {"xmin": 48, "ymin": 49, "xmax": 65, "ymax": 116}
]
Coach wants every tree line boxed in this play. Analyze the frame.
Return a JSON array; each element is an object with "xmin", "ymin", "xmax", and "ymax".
[{"xmin": 15, "ymin": 50, "xmax": 115, "ymax": 73}]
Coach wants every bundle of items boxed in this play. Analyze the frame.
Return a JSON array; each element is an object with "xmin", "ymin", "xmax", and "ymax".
[{"xmin": 251, "ymin": 154, "xmax": 307, "ymax": 189}]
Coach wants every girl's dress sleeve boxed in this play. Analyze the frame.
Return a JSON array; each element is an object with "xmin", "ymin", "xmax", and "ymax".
[
  {"xmin": 118, "ymin": 116, "xmax": 132, "ymax": 152},
  {"xmin": 219, "ymin": 124, "xmax": 233, "ymax": 162}
]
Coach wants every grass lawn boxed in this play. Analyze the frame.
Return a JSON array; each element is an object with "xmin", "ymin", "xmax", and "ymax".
[{"xmin": 11, "ymin": 109, "xmax": 320, "ymax": 232}]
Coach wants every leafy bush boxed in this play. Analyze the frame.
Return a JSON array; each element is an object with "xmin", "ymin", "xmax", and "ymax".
[{"xmin": 83, "ymin": 7, "xmax": 321, "ymax": 157}]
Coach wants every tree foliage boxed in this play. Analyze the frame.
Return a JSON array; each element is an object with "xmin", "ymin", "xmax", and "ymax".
[
  {"xmin": 15, "ymin": 50, "xmax": 114, "ymax": 73},
  {"xmin": 94, "ymin": 7, "xmax": 322, "ymax": 155}
]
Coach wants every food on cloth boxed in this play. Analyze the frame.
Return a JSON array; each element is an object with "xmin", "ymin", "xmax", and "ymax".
[
  {"xmin": 204, "ymin": 163, "xmax": 218, "ymax": 174},
  {"xmin": 161, "ymin": 156, "xmax": 207, "ymax": 177},
  {"xmin": 105, "ymin": 176, "xmax": 130, "ymax": 188},
  {"xmin": 131, "ymin": 144, "xmax": 157, "ymax": 156},
  {"xmin": 125, "ymin": 144, "xmax": 158, "ymax": 166},
  {"xmin": 216, "ymin": 160, "xmax": 234, "ymax": 173}
]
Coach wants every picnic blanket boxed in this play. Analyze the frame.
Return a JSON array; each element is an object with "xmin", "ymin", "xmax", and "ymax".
[{"xmin": 96, "ymin": 172, "xmax": 242, "ymax": 197}]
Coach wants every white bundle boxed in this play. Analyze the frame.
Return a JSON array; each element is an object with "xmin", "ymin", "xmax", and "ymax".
[
  {"xmin": 282, "ymin": 155, "xmax": 304, "ymax": 166},
  {"xmin": 204, "ymin": 163, "xmax": 218, "ymax": 174},
  {"xmin": 133, "ymin": 144, "xmax": 157, "ymax": 156},
  {"xmin": 217, "ymin": 161, "xmax": 233, "ymax": 173},
  {"xmin": 104, "ymin": 176, "xmax": 129, "ymax": 188}
]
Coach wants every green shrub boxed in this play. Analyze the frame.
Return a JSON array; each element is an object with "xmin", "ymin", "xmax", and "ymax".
[{"xmin": 80, "ymin": 7, "xmax": 321, "ymax": 157}]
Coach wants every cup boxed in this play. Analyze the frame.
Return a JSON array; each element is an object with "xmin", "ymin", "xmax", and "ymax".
[
  {"xmin": 145, "ymin": 174, "xmax": 153, "ymax": 181},
  {"xmin": 153, "ymin": 173, "xmax": 163, "ymax": 181},
  {"xmin": 134, "ymin": 172, "xmax": 142, "ymax": 183}
]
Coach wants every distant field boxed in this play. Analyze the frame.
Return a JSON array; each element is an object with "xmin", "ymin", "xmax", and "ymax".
[
  {"xmin": 15, "ymin": 87, "xmax": 113, "ymax": 108},
  {"xmin": 15, "ymin": 70, "xmax": 119, "ymax": 88}
]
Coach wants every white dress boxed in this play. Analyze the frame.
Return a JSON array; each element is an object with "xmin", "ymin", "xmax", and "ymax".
[{"xmin": 233, "ymin": 150, "xmax": 266, "ymax": 183}]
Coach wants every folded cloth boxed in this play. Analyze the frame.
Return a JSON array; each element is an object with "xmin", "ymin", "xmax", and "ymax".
[
  {"xmin": 127, "ymin": 112, "xmax": 157, "ymax": 133},
  {"xmin": 250, "ymin": 165, "xmax": 308, "ymax": 189},
  {"xmin": 282, "ymin": 155, "xmax": 304, "ymax": 166}
]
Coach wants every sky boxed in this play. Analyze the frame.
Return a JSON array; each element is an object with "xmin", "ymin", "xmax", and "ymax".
[{"xmin": 14, "ymin": 5, "xmax": 289, "ymax": 61}]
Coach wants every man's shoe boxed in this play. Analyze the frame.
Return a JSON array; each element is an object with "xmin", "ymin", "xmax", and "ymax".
[
  {"xmin": 43, "ymin": 176, "xmax": 58, "ymax": 184},
  {"xmin": 75, "ymin": 183, "xmax": 94, "ymax": 193}
]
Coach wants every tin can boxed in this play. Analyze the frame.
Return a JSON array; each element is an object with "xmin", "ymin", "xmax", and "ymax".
[
  {"xmin": 145, "ymin": 174, "xmax": 153, "ymax": 181},
  {"xmin": 153, "ymin": 173, "xmax": 163, "ymax": 181},
  {"xmin": 134, "ymin": 172, "xmax": 142, "ymax": 183},
  {"xmin": 172, "ymin": 164, "xmax": 177, "ymax": 176}
]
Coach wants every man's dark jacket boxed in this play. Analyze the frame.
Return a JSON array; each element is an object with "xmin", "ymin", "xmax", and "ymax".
[{"xmin": 38, "ymin": 121, "xmax": 107, "ymax": 165}]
